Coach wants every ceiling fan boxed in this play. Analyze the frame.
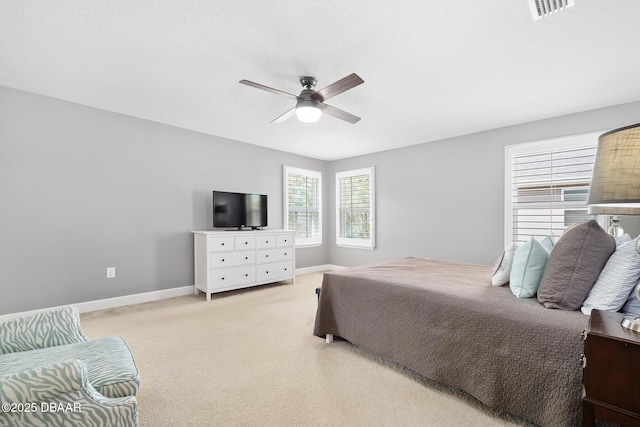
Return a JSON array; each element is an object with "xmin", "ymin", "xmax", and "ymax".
[{"xmin": 239, "ymin": 73, "xmax": 364, "ymax": 124}]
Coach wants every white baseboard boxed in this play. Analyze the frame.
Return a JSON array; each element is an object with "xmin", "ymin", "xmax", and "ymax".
[
  {"xmin": 295, "ymin": 264, "xmax": 347, "ymax": 275},
  {"xmin": 0, "ymin": 286, "xmax": 195, "ymax": 322},
  {"xmin": 75, "ymin": 285, "xmax": 195, "ymax": 314},
  {"xmin": 0, "ymin": 264, "xmax": 348, "ymax": 321}
]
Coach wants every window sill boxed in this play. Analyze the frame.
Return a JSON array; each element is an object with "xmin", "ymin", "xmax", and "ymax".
[
  {"xmin": 336, "ymin": 244, "xmax": 375, "ymax": 250},
  {"xmin": 296, "ymin": 243, "xmax": 322, "ymax": 249}
]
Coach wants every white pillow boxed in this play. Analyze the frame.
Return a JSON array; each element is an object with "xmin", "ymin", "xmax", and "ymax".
[
  {"xmin": 492, "ymin": 243, "xmax": 519, "ymax": 286},
  {"xmin": 581, "ymin": 237, "xmax": 640, "ymax": 315}
]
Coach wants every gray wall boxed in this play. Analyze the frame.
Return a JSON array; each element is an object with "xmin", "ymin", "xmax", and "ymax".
[
  {"xmin": 0, "ymin": 86, "xmax": 328, "ymax": 314},
  {"xmin": 3, "ymin": 84, "xmax": 640, "ymax": 315},
  {"xmin": 328, "ymin": 101, "xmax": 640, "ymax": 268}
]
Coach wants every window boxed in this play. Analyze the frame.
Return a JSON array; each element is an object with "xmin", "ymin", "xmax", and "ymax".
[
  {"xmin": 505, "ymin": 132, "xmax": 603, "ymax": 247},
  {"xmin": 336, "ymin": 167, "xmax": 375, "ymax": 249},
  {"xmin": 284, "ymin": 166, "xmax": 322, "ymax": 247}
]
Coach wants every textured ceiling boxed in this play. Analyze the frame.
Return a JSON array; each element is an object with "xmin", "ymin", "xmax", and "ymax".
[{"xmin": 2, "ymin": 1, "xmax": 640, "ymax": 160}]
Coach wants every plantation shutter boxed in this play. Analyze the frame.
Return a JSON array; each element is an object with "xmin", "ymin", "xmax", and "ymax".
[
  {"xmin": 510, "ymin": 144, "xmax": 597, "ymax": 243},
  {"xmin": 336, "ymin": 167, "xmax": 375, "ymax": 249},
  {"xmin": 284, "ymin": 166, "xmax": 322, "ymax": 246}
]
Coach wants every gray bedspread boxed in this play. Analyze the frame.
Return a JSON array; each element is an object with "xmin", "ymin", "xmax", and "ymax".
[{"xmin": 313, "ymin": 257, "xmax": 589, "ymax": 427}]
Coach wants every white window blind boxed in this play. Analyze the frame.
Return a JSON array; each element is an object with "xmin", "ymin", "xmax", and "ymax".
[
  {"xmin": 336, "ymin": 167, "xmax": 375, "ymax": 249},
  {"xmin": 284, "ymin": 166, "xmax": 322, "ymax": 247},
  {"xmin": 505, "ymin": 133, "xmax": 602, "ymax": 246}
]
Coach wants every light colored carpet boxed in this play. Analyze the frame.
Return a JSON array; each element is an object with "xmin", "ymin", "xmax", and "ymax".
[{"xmin": 80, "ymin": 272, "xmax": 531, "ymax": 427}]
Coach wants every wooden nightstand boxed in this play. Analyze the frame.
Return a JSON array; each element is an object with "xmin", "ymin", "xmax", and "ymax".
[{"xmin": 583, "ymin": 310, "xmax": 640, "ymax": 427}]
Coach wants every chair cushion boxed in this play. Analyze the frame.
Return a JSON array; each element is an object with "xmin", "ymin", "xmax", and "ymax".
[
  {"xmin": 0, "ymin": 336, "xmax": 139, "ymax": 398},
  {"xmin": 0, "ymin": 360, "xmax": 139, "ymax": 427}
]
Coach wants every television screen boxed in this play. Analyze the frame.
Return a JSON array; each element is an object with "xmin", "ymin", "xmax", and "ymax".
[{"xmin": 213, "ymin": 191, "xmax": 267, "ymax": 230}]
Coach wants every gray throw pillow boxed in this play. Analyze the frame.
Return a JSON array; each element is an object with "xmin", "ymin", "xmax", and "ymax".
[{"xmin": 537, "ymin": 220, "xmax": 615, "ymax": 310}]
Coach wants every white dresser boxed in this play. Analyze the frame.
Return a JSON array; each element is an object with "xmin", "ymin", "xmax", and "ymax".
[{"xmin": 192, "ymin": 229, "xmax": 295, "ymax": 301}]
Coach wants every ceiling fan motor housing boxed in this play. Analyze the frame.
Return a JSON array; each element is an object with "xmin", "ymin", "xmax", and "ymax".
[
  {"xmin": 298, "ymin": 88, "xmax": 318, "ymax": 102},
  {"xmin": 300, "ymin": 76, "xmax": 317, "ymax": 89}
]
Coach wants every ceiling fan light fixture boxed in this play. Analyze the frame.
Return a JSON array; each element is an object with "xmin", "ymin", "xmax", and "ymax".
[
  {"xmin": 295, "ymin": 99, "xmax": 322, "ymax": 123},
  {"xmin": 240, "ymin": 73, "xmax": 363, "ymax": 124}
]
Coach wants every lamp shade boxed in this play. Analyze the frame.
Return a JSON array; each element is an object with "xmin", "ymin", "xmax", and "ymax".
[
  {"xmin": 295, "ymin": 99, "xmax": 322, "ymax": 123},
  {"xmin": 587, "ymin": 123, "xmax": 640, "ymax": 214}
]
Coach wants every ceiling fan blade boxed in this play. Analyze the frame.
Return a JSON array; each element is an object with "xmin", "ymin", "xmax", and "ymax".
[
  {"xmin": 321, "ymin": 103, "xmax": 361, "ymax": 124},
  {"xmin": 239, "ymin": 80, "xmax": 298, "ymax": 100},
  {"xmin": 310, "ymin": 73, "xmax": 364, "ymax": 102},
  {"xmin": 271, "ymin": 107, "xmax": 296, "ymax": 124}
]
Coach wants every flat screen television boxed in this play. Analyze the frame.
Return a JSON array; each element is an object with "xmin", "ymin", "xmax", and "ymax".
[{"xmin": 213, "ymin": 191, "xmax": 267, "ymax": 230}]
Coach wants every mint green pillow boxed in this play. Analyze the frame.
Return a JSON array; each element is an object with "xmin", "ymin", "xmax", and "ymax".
[
  {"xmin": 510, "ymin": 237, "xmax": 550, "ymax": 298},
  {"xmin": 541, "ymin": 234, "xmax": 556, "ymax": 252}
]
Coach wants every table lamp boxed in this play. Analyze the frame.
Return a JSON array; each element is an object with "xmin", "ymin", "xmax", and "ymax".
[{"xmin": 587, "ymin": 122, "xmax": 640, "ymax": 331}]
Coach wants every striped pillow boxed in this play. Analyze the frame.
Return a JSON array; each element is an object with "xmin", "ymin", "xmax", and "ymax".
[
  {"xmin": 621, "ymin": 283, "xmax": 640, "ymax": 316},
  {"xmin": 616, "ymin": 233, "xmax": 632, "ymax": 248},
  {"xmin": 581, "ymin": 237, "xmax": 640, "ymax": 315}
]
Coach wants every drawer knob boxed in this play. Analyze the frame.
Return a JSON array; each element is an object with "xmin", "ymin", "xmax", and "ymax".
[
  {"xmin": 245, "ymin": 274, "xmax": 248, "ymax": 277},
  {"xmin": 266, "ymin": 271, "xmax": 269, "ymax": 274},
  {"xmin": 245, "ymin": 257, "xmax": 248, "ymax": 260},
  {"xmin": 245, "ymin": 241, "xmax": 248, "ymax": 245},
  {"xmin": 266, "ymin": 254, "xmax": 269, "ymax": 258},
  {"xmin": 266, "ymin": 241, "xmax": 269, "ymax": 243},
  {"xmin": 221, "ymin": 277, "xmax": 225, "ymax": 280},
  {"xmin": 284, "ymin": 268, "xmax": 287, "ymax": 271},
  {"xmin": 221, "ymin": 243, "xmax": 225, "ymax": 246},
  {"xmin": 221, "ymin": 259, "xmax": 225, "ymax": 262},
  {"xmin": 284, "ymin": 253, "xmax": 287, "ymax": 256}
]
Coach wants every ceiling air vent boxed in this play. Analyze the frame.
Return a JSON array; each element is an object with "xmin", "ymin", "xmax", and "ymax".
[{"xmin": 528, "ymin": 0, "xmax": 574, "ymax": 21}]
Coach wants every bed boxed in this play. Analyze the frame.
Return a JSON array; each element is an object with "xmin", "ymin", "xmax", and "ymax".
[{"xmin": 313, "ymin": 257, "xmax": 589, "ymax": 427}]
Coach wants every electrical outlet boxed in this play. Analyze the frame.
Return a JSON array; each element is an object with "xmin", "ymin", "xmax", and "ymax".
[{"xmin": 106, "ymin": 267, "xmax": 116, "ymax": 278}]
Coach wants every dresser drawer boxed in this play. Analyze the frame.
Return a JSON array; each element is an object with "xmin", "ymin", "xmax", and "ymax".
[
  {"xmin": 257, "ymin": 261, "xmax": 293, "ymax": 282},
  {"xmin": 256, "ymin": 235, "xmax": 276, "ymax": 249},
  {"xmin": 276, "ymin": 234, "xmax": 293, "ymax": 247},
  {"xmin": 582, "ymin": 310, "xmax": 640, "ymax": 426},
  {"xmin": 210, "ymin": 251, "xmax": 255, "ymax": 268},
  {"xmin": 256, "ymin": 248, "xmax": 293, "ymax": 264},
  {"xmin": 211, "ymin": 266, "xmax": 255, "ymax": 289},
  {"xmin": 235, "ymin": 236, "xmax": 256, "ymax": 250},
  {"xmin": 584, "ymin": 333, "xmax": 640, "ymax": 415},
  {"xmin": 207, "ymin": 236, "xmax": 235, "ymax": 252}
]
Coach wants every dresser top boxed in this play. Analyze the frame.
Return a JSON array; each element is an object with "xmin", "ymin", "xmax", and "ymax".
[
  {"xmin": 589, "ymin": 310, "xmax": 640, "ymax": 344},
  {"xmin": 192, "ymin": 229, "xmax": 290, "ymax": 235}
]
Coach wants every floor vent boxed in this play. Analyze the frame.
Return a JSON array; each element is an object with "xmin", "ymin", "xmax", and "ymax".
[{"xmin": 529, "ymin": 0, "xmax": 575, "ymax": 20}]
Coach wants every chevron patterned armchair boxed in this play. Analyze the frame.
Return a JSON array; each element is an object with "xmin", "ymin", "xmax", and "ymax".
[{"xmin": 0, "ymin": 306, "xmax": 140, "ymax": 427}]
